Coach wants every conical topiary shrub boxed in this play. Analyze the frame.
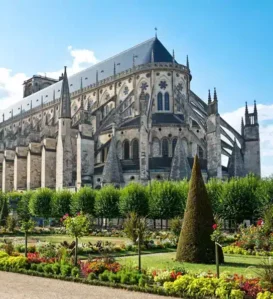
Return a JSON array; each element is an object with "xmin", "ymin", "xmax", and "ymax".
[{"xmin": 176, "ymin": 155, "xmax": 224, "ymax": 264}]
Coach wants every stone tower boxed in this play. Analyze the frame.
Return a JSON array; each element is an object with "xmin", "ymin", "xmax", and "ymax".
[
  {"xmin": 206, "ymin": 89, "xmax": 222, "ymax": 178},
  {"xmin": 56, "ymin": 67, "xmax": 73, "ymax": 190},
  {"xmin": 243, "ymin": 101, "xmax": 261, "ymax": 177}
]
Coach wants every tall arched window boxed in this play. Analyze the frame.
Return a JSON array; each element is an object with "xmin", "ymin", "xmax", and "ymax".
[
  {"xmin": 157, "ymin": 92, "xmax": 163, "ymax": 111},
  {"xmin": 132, "ymin": 139, "xmax": 139, "ymax": 159},
  {"xmin": 172, "ymin": 138, "xmax": 177, "ymax": 156},
  {"xmin": 101, "ymin": 148, "xmax": 105, "ymax": 163},
  {"xmin": 162, "ymin": 139, "xmax": 169, "ymax": 157},
  {"xmin": 164, "ymin": 92, "xmax": 170, "ymax": 111},
  {"xmin": 152, "ymin": 138, "xmax": 161, "ymax": 157},
  {"xmin": 145, "ymin": 93, "xmax": 150, "ymax": 101},
  {"xmin": 123, "ymin": 140, "xmax": 130, "ymax": 159}
]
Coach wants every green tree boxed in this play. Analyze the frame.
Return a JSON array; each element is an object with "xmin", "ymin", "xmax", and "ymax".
[
  {"xmin": 220, "ymin": 174, "xmax": 260, "ymax": 226},
  {"xmin": 206, "ymin": 178, "xmax": 224, "ymax": 215},
  {"xmin": 70, "ymin": 187, "xmax": 95, "ymax": 216},
  {"xmin": 52, "ymin": 190, "xmax": 72, "ymax": 219},
  {"xmin": 17, "ymin": 191, "xmax": 33, "ymax": 221},
  {"xmin": 149, "ymin": 181, "xmax": 183, "ymax": 228},
  {"xmin": 29, "ymin": 188, "xmax": 53, "ymax": 222},
  {"xmin": 63, "ymin": 213, "xmax": 90, "ymax": 266},
  {"xmin": 0, "ymin": 197, "xmax": 9, "ymax": 227},
  {"xmin": 6, "ymin": 191, "xmax": 23, "ymax": 215},
  {"xmin": 119, "ymin": 183, "xmax": 149, "ymax": 217},
  {"xmin": 176, "ymin": 155, "xmax": 224, "ymax": 264},
  {"xmin": 123, "ymin": 212, "xmax": 147, "ymax": 244},
  {"xmin": 95, "ymin": 185, "xmax": 120, "ymax": 227},
  {"xmin": 21, "ymin": 219, "xmax": 35, "ymax": 257}
]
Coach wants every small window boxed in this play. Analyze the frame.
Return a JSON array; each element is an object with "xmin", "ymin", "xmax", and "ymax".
[
  {"xmin": 132, "ymin": 139, "xmax": 139, "ymax": 159},
  {"xmin": 123, "ymin": 140, "xmax": 130, "ymax": 159},
  {"xmin": 162, "ymin": 139, "xmax": 169, "ymax": 157},
  {"xmin": 164, "ymin": 92, "xmax": 170, "ymax": 111},
  {"xmin": 157, "ymin": 92, "xmax": 163, "ymax": 111}
]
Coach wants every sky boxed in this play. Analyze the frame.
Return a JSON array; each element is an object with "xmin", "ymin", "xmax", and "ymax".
[{"xmin": 0, "ymin": 0, "xmax": 272, "ymax": 176}]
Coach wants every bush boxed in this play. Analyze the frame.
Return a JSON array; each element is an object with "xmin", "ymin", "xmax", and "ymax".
[
  {"xmin": 0, "ymin": 254, "xmax": 27, "ymax": 270},
  {"xmin": 61, "ymin": 264, "xmax": 72, "ymax": 277},
  {"xmin": 170, "ymin": 217, "xmax": 182, "ymax": 237},
  {"xmin": 29, "ymin": 188, "xmax": 53, "ymax": 219},
  {"xmin": 6, "ymin": 215, "xmax": 17, "ymax": 232},
  {"xmin": 52, "ymin": 263, "xmax": 60, "ymax": 275},
  {"xmin": 52, "ymin": 190, "xmax": 72, "ymax": 219},
  {"xmin": 87, "ymin": 272, "xmax": 97, "ymax": 280},
  {"xmin": 30, "ymin": 263, "xmax": 38, "ymax": 271},
  {"xmin": 123, "ymin": 212, "xmax": 147, "ymax": 244},
  {"xmin": 70, "ymin": 187, "xmax": 96, "ymax": 215},
  {"xmin": 43, "ymin": 264, "xmax": 53, "ymax": 274},
  {"xmin": 71, "ymin": 266, "xmax": 80, "ymax": 277}
]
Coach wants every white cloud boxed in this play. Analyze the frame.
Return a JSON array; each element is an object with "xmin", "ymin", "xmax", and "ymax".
[
  {"xmin": 0, "ymin": 46, "xmax": 99, "ymax": 110},
  {"xmin": 222, "ymin": 104, "xmax": 273, "ymax": 178}
]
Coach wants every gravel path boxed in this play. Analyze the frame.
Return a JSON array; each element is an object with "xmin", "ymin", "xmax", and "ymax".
[{"xmin": 0, "ymin": 271, "xmax": 175, "ymax": 299}]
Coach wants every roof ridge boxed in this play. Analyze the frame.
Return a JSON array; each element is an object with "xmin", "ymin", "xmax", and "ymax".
[{"xmin": 69, "ymin": 37, "xmax": 156, "ymax": 79}]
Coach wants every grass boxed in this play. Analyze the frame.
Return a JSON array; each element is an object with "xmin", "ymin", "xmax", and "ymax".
[{"xmin": 117, "ymin": 252, "xmax": 267, "ymax": 277}]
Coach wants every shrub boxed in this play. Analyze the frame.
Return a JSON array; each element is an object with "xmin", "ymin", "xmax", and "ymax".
[
  {"xmin": 43, "ymin": 264, "xmax": 53, "ymax": 274},
  {"xmin": 61, "ymin": 264, "xmax": 72, "ymax": 276},
  {"xmin": 52, "ymin": 190, "xmax": 72, "ymax": 219},
  {"xmin": 99, "ymin": 270, "xmax": 110, "ymax": 282},
  {"xmin": 3, "ymin": 240, "xmax": 14, "ymax": 255},
  {"xmin": 70, "ymin": 187, "xmax": 96, "ymax": 215},
  {"xmin": 30, "ymin": 263, "xmax": 38, "ymax": 271},
  {"xmin": 71, "ymin": 266, "xmax": 80, "ymax": 277},
  {"xmin": 176, "ymin": 155, "xmax": 224, "ymax": 263},
  {"xmin": 6, "ymin": 215, "xmax": 17, "ymax": 232},
  {"xmin": 52, "ymin": 263, "xmax": 60, "ymax": 275},
  {"xmin": 170, "ymin": 217, "xmax": 182, "ymax": 237},
  {"xmin": 123, "ymin": 212, "xmax": 147, "ymax": 244},
  {"xmin": 29, "ymin": 188, "xmax": 53, "ymax": 220},
  {"xmin": 87, "ymin": 272, "xmax": 97, "ymax": 280},
  {"xmin": 0, "ymin": 255, "xmax": 27, "ymax": 270}
]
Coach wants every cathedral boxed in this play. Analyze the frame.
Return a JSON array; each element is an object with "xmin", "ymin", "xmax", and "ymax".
[{"xmin": 0, "ymin": 37, "xmax": 261, "ymax": 191}]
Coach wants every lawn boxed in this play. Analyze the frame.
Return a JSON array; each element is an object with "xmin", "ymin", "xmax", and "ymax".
[{"xmin": 117, "ymin": 252, "xmax": 267, "ymax": 277}]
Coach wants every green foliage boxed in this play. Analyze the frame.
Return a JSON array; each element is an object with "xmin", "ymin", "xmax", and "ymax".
[
  {"xmin": 29, "ymin": 188, "xmax": 53, "ymax": 219},
  {"xmin": 170, "ymin": 217, "xmax": 183, "ymax": 237},
  {"xmin": 95, "ymin": 185, "xmax": 120, "ymax": 219},
  {"xmin": 0, "ymin": 197, "xmax": 9, "ymax": 227},
  {"xmin": 71, "ymin": 266, "xmax": 80, "ymax": 277},
  {"xmin": 63, "ymin": 213, "xmax": 90, "ymax": 239},
  {"xmin": 6, "ymin": 215, "xmax": 17, "ymax": 232},
  {"xmin": 0, "ymin": 252, "xmax": 27, "ymax": 270},
  {"xmin": 262, "ymin": 204, "xmax": 273, "ymax": 234},
  {"xmin": 206, "ymin": 179, "xmax": 224, "ymax": 215},
  {"xmin": 149, "ymin": 181, "xmax": 184, "ymax": 220},
  {"xmin": 61, "ymin": 264, "xmax": 72, "ymax": 276},
  {"xmin": 52, "ymin": 190, "xmax": 72, "ymax": 218},
  {"xmin": 176, "ymin": 155, "xmax": 224, "ymax": 263},
  {"xmin": 20, "ymin": 219, "xmax": 35, "ymax": 233},
  {"xmin": 70, "ymin": 187, "xmax": 95, "ymax": 215},
  {"xmin": 6, "ymin": 191, "xmax": 23, "ymax": 213},
  {"xmin": 123, "ymin": 212, "xmax": 147, "ymax": 244},
  {"xmin": 220, "ymin": 174, "xmax": 261, "ymax": 225},
  {"xmin": 17, "ymin": 191, "xmax": 33, "ymax": 221},
  {"xmin": 119, "ymin": 183, "xmax": 149, "ymax": 217}
]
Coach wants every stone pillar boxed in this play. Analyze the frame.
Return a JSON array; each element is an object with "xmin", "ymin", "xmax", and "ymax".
[
  {"xmin": 2, "ymin": 149, "xmax": 15, "ymax": 192},
  {"xmin": 76, "ymin": 124, "xmax": 94, "ymax": 189},
  {"xmin": 14, "ymin": 146, "xmax": 28, "ymax": 190},
  {"xmin": 41, "ymin": 138, "xmax": 56, "ymax": 188},
  {"xmin": 27, "ymin": 143, "xmax": 41, "ymax": 190},
  {"xmin": 0, "ymin": 148, "xmax": 4, "ymax": 190}
]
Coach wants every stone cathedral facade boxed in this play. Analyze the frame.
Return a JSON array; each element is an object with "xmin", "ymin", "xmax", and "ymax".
[{"xmin": 0, "ymin": 37, "xmax": 261, "ymax": 192}]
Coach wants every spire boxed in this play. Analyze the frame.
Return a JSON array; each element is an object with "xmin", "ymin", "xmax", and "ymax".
[
  {"xmin": 228, "ymin": 139, "xmax": 245, "ymax": 178},
  {"xmin": 186, "ymin": 55, "xmax": 189, "ymax": 69},
  {"xmin": 169, "ymin": 137, "xmax": 191, "ymax": 181},
  {"xmin": 113, "ymin": 62, "xmax": 116, "ymax": 76},
  {"xmin": 245, "ymin": 102, "xmax": 250, "ymax": 125},
  {"xmin": 241, "ymin": 117, "xmax": 244, "ymax": 136},
  {"xmin": 102, "ymin": 134, "xmax": 124, "ymax": 185},
  {"xmin": 245, "ymin": 102, "xmax": 249, "ymax": 115},
  {"xmin": 80, "ymin": 77, "xmax": 83, "ymax": 91},
  {"xmin": 155, "ymin": 27, "xmax": 157, "ymax": 38},
  {"xmin": 254, "ymin": 100, "xmax": 258, "ymax": 124},
  {"xmin": 172, "ymin": 49, "xmax": 175, "ymax": 63},
  {"xmin": 213, "ymin": 87, "xmax": 217, "ymax": 101},
  {"xmin": 208, "ymin": 89, "xmax": 211, "ymax": 104},
  {"xmin": 60, "ymin": 66, "xmax": 71, "ymax": 118}
]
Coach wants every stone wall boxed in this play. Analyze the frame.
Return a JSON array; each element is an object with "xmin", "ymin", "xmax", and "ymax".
[
  {"xmin": 14, "ymin": 146, "xmax": 28, "ymax": 190},
  {"xmin": 41, "ymin": 138, "xmax": 56, "ymax": 188},
  {"xmin": 27, "ymin": 143, "xmax": 41, "ymax": 190}
]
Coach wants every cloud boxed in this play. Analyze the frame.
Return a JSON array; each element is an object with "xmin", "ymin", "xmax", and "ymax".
[
  {"xmin": 0, "ymin": 46, "xmax": 99, "ymax": 110},
  {"xmin": 222, "ymin": 103, "xmax": 273, "ymax": 177}
]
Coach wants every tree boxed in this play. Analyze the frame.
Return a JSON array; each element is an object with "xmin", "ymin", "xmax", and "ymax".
[
  {"xmin": 52, "ymin": 190, "xmax": 72, "ymax": 219},
  {"xmin": 149, "ymin": 181, "xmax": 183, "ymax": 228},
  {"xmin": 176, "ymin": 155, "xmax": 224, "ymax": 264},
  {"xmin": 220, "ymin": 174, "xmax": 260, "ymax": 226},
  {"xmin": 95, "ymin": 185, "xmax": 120, "ymax": 227},
  {"xmin": 70, "ymin": 187, "xmax": 96, "ymax": 216},
  {"xmin": 62, "ymin": 213, "xmax": 90, "ymax": 266},
  {"xmin": 21, "ymin": 219, "xmax": 35, "ymax": 257},
  {"xmin": 29, "ymin": 188, "xmax": 53, "ymax": 222},
  {"xmin": 0, "ymin": 197, "xmax": 9, "ymax": 227},
  {"xmin": 17, "ymin": 191, "xmax": 33, "ymax": 221},
  {"xmin": 206, "ymin": 178, "xmax": 224, "ymax": 215},
  {"xmin": 123, "ymin": 212, "xmax": 147, "ymax": 244},
  {"xmin": 6, "ymin": 191, "xmax": 23, "ymax": 215},
  {"xmin": 119, "ymin": 183, "xmax": 149, "ymax": 217}
]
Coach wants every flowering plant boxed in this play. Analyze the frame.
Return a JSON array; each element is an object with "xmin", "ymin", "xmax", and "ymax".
[{"xmin": 211, "ymin": 219, "xmax": 224, "ymax": 243}]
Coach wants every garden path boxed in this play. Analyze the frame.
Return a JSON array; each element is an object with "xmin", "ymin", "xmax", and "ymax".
[{"xmin": 0, "ymin": 271, "xmax": 175, "ymax": 299}]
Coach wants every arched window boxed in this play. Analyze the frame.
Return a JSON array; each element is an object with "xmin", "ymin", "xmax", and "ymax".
[
  {"xmin": 198, "ymin": 146, "xmax": 204, "ymax": 159},
  {"xmin": 101, "ymin": 148, "xmax": 105, "ymax": 163},
  {"xmin": 145, "ymin": 93, "xmax": 150, "ymax": 101},
  {"xmin": 152, "ymin": 138, "xmax": 161, "ymax": 157},
  {"xmin": 162, "ymin": 139, "xmax": 169, "ymax": 157},
  {"xmin": 164, "ymin": 92, "xmax": 170, "ymax": 111},
  {"xmin": 123, "ymin": 140, "xmax": 130, "ymax": 159},
  {"xmin": 172, "ymin": 138, "xmax": 177, "ymax": 156},
  {"xmin": 157, "ymin": 92, "xmax": 163, "ymax": 111},
  {"xmin": 132, "ymin": 139, "xmax": 139, "ymax": 159}
]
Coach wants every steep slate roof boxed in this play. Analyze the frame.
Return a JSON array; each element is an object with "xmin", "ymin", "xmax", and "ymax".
[
  {"xmin": 152, "ymin": 113, "xmax": 184, "ymax": 125},
  {"xmin": 1, "ymin": 37, "xmax": 174, "ymax": 121}
]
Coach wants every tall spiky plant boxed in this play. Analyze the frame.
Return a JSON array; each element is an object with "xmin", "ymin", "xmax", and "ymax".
[{"xmin": 176, "ymin": 155, "xmax": 224, "ymax": 263}]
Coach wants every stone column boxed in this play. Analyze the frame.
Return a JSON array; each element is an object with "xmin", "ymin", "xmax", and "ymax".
[
  {"xmin": 2, "ymin": 149, "xmax": 15, "ymax": 192},
  {"xmin": 76, "ymin": 124, "xmax": 94, "ymax": 189},
  {"xmin": 14, "ymin": 146, "xmax": 28, "ymax": 190},
  {"xmin": 0, "ymin": 149, "xmax": 4, "ymax": 190},
  {"xmin": 27, "ymin": 143, "xmax": 41, "ymax": 190},
  {"xmin": 41, "ymin": 138, "xmax": 56, "ymax": 188}
]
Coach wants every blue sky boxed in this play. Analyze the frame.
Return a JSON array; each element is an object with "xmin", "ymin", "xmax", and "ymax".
[{"xmin": 0, "ymin": 0, "xmax": 272, "ymax": 176}]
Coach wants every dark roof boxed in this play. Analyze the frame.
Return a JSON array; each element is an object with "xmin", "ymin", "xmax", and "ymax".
[
  {"xmin": 152, "ymin": 113, "xmax": 184, "ymax": 125},
  {"xmin": 2, "ymin": 37, "xmax": 174, "ymax": 121},
  {"xmin": 119, "ymin": 116, "xmax": 140, "ymax": 128}
]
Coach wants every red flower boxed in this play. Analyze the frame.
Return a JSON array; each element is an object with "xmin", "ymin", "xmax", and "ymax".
[
  {"xmin": 212, "ymin": 224, "xmax": 218, "ymax": 230},
  {"xmin": 257, "ymin": 219, "xmax": 263, "ymax": 226}
]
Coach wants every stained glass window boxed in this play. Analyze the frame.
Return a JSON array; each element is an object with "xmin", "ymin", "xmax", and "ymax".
[
  {"xmin": 162, "ymin": 139, "xmax": 169, "ymax": 157},
  {"xmin": 164, "ymin": 92, "xmax": 170, "ymax": 111},
  {"xmin": 157, "ymin": 92, "xmax": 163, "ymax": 111}
]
